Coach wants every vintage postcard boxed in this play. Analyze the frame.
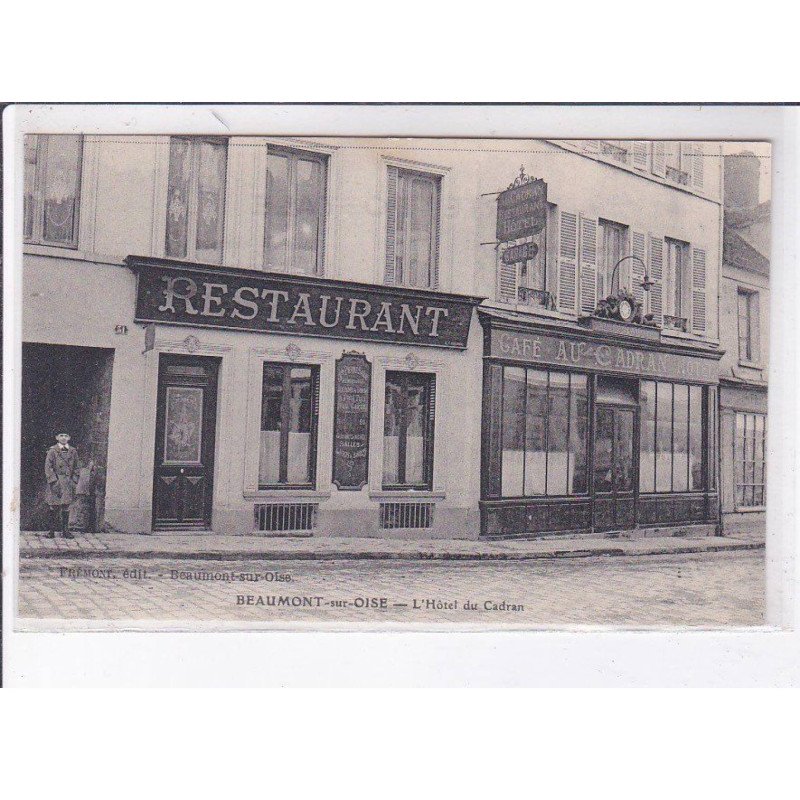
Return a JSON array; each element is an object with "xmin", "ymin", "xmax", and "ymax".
[{"xmin": 5, "ymin": 110, "xmax": 772, "ymax": 630}]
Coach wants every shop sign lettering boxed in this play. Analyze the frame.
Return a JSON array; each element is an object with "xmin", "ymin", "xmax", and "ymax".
[{"xmin": 491, "ymin": 330, "xmax": 718, "ymax": 383}]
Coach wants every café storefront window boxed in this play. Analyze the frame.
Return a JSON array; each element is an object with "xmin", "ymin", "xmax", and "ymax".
[
  {"xmin": 499, "ymin": 367, "xmax": 589, "ymax": 498},
  {"xmin": 479, "ymin": 311, "xmax": 722, "ymax": 538}
]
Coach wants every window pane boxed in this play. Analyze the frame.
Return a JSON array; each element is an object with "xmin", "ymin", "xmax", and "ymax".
[
  {"xmin": 569, "ymin": 374, "xmax": 589, "ymax": 494},
  {"xmin": 383, "ymin": 377, "xmax": 402, "ymax": 485},
  {"xmin": 655, "ymin": 382, "xmax": 673, "ymax": 492},
  {"xmin": 41, "ymin": 135, "xmax": 81, "ymax": 245},
  {"xmin": 639, "ymin": 380, "xmax": 656, "ymax": 493},
  {"xmin": 259, "ymin": 365, "xmax": 285, "ymax": 486},
  {"xmin": 689, "ymin": 385, "xmax": 704, "ymax": 490},
  {"xmin": 734, "ymin": 412, "xmax": 746, "ymax": 505},
  {"xmin": 524, "ymin": 369, "xmax": 547, "ymax": 495},
  {"xmin": 166, "ymin": 138, "xmax": 191, "ymax": 258},
  {"xmin": 672, "ymin": 384, "xmax": 689, "ymax": 492},
  {"xmin": 286, "ymin": 368, "xmax": 312, "ymax": 484},
  {"xmin": 546, "ymin": 372, "xmax": 570, "ymax": 495},
  {"xmin": 404, "ymin": 381, "xmax": 427, "ymax": 485},
  {"xmin": 594, "ymin": 408, "xmax": 614, "ymax": 493},
  {"xmin": 501, "ymin": 367, "xmax": 526, "ymax": 497},
  {"xmin": 615, "ymin": 409, "xmax": 635, "ymax": 492},
  {"xmin": 294, "ymin": 158, "xmax": 324, "ymax": 274},
  {"xmin": 24, "ymin": 135, "xmax": 38, "ymax": 239},
  {"xmin": 195, "ymin": 141, "xmax": 227, "ymax": 263},
  {"xmin": 265, "ymin": 153, "xmax": 290, "ymax": 271},
  {"xmin": 408, "ymin": 178, "xmax": 434, "ymax": 288}
]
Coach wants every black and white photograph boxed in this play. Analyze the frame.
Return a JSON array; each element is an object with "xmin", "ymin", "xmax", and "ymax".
[{"xmin": 5, "ymin": 113, "xmax": 775, "ymax": 630}]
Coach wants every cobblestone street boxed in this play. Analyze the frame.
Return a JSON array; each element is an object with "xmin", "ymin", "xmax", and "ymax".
[{"xmin": 17, "ymin": 549, "xmax": 765, "ymax": 628}]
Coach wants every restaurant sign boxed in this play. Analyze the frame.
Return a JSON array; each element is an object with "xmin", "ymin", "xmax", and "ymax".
[
  {"xmin": 128, "ymin": 258, "xmax": 481, "ymax": 349},
  {"xmin": 332, "ymin": 353, "xmax": 372, "ymax": 491},
  {"xmin": 490, "ymin": 329, "xmax": 720, "ymax": 384},
  {"xmin": 496, "ymin": 175, "xmax": 547, "ymax": 242}
]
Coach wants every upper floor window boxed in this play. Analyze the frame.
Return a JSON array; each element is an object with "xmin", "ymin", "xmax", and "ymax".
[
  {"xmin": 264, "ymin": 147, "xmax": 327, "ymax": 275},
  {"xmin": 166, "ymin": 137, "xmax": 228, "ymax": 264},
  {"xmin": 738, "ymin": 288, "xmax": 761, "ymax": 363},
  {"xmin": 24, "ymin": 134, "xmax": 83, "ymax": 248},
  {"xmin": 665, "ymin": 237, "xmax": 689, "ymax": 320},
  {"xmin": 385, "ymin": 166, "xmax": 441, "ymax": 289},
  {"xmin": 598, "ymin": 219, "xmax": 628, "ymax": 298}
]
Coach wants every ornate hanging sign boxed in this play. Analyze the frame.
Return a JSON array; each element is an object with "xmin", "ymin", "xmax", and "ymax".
[{"xmin": 496, "ymin": 168, "xmax": 548, "ymax": 242}]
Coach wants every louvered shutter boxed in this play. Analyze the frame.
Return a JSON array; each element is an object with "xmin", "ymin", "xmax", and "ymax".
[
  {"xmin": 426, "ymin": 375, "xmax": 437, "ymax": 485},
  {"xmin": 557, "ymin": 210, "xmax": 578, "ymax": 313},
  {"xmin": 632, "ymin": 141, "xmax": 649, "ymax": 170},
  {"xmin": 579, "ymin": 216, "xmax": 599, "ymax": 315},
  {"xmin": 680, "ymin": 142, "xmax": 696, "ymax": 184},
  {"xmin": 652, "ymin": 142, "xmax": 666, "ymax": 177},
  {"xmin": 385, "ymin": 166, "xmax": 399, "ymax": 285},
  {"xmin": 431, "ymin": 181, "xmax": 441, "ymax": 289},
  {"xmin": 690, "ymin": 246, "xmax": 707, "ymax": 335},
  {"xmin": 631, "ymin": 230, "xmax": 647, "ymax": 307},
  {"xmin": 691, "ymin": 143, "xmax": 704, "ymax": 190},
  {"xmin": 498, "ymin": 259, "xmax": 519, "ymax": 304},
  {"xmin": 648, "ymin": 234, "xmax": 664, "ymax": 325},
  {"xmin": 582, "ymin": 140, "xmax": 600, "ymax": 155}
]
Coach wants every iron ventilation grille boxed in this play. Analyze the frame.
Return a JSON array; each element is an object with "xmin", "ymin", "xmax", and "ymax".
[
  {"xmin": 254, "ymin": 503, "xmax": 318, "ymax": 534},
  {"xmin": 379, "ymin": 501, "xmax": 435, "ymax": 530}
]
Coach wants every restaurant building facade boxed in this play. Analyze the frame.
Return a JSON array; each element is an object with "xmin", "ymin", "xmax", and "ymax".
[{"xmin": 20, "ymin": 134, "xmax": 726, "ymax": 540}]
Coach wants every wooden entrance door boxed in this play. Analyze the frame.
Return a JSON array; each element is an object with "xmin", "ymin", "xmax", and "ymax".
[
  {"xmin": 153, "ymin": 355, "xmax": 219, "ymax": 530},
  {"xmin": 593, "ymin": 404, "xmax": 637, "ymax": 532}
]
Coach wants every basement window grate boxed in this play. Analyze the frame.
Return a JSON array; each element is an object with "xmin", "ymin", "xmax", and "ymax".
[
  {"xmin": 254, "ymin": 503, "xmax": 318, "ymax": 533},
  {"xmin": 379, "ymin": 502, "xmax": 435, "ymax": 530}
]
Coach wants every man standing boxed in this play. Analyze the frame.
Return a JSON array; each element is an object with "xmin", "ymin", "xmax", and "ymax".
[{"xmin": 45, "ymin": 432, "xmax": 79, "ymax": 539}]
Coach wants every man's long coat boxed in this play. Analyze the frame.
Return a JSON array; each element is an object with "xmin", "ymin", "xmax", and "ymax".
[{"xmin": 44, "ymin": 445, "xmax": 79, "ymax": 507}]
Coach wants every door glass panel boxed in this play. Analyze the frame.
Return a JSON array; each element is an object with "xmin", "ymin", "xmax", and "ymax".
[
  {"xmin": 594, "ymin": 408, "xmax": 614, "ymax": 493},
  {"xmin": 523, "ymin": 369, "xmax": 547, "ymax": 495},
  {"xmin": 546, "ymin": 372, "xmax": 570, "ymax": 495},
  {"xmin": 569, "ymin": 374, "xmax": 589, "ymax": 494},
  {"xmin": 615, "ymin": 409, "xmax": 634, "ymax": 492},
  {"xmin": 163, "ymin": 386, "xmax": 203, "ymax": 464},
  {"xmin": 286, "ymin": 367, "xmax": 312, "ymax": 484},
  {"xmin": 672, "ymin": 384, "xmax": 689, "ymax": 492},
  {"xmin": 501, "ymin": 367, "xmax": 526, "ymax": 497}
]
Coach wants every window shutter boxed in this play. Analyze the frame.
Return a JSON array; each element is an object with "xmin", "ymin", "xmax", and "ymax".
[
  {"xmin": 579, "ymin": 215, "xmax": 599, "ymax": 315},
  {"xmin": 385, "ymin": 166, "xmax": 399, "ymax": 285},
  {"xmin": 498, "ymin": 259, "xmax": 519, "ymax": 304},
  {"xmin": 557, "ymin": 210, "xmax": 578, "ymax": 313},
  {"xmin": 652, "ymin": 142, "xmax": 666, "ymax": 177},
  {"xmin": 690, "ymin": 246, "xmax": 707, "ymax": 335},
  {"xmin": 691, "ymin": 143, "xmax": 705, "ymax": 190},
  {"xmin": 631, "ymin": 230, "xmax": 647, "ymax": 307},
  {"xmin": 632, "ymin": 141, "xmax": 649, "ymax": 170},
  {"xmin": 648, "ymin": 234, "xmax": 664, "ymax": 325},
  {"xmin": 680, "ymin": 142, "xmax": 696, "ymax": 184},
  {"xmin": 581, "ymin": 140, "xmax": 600, "ymax": 155},
  {"xmin": 431, "ymin": 181, "xmax": 441, "ymax": 289}
]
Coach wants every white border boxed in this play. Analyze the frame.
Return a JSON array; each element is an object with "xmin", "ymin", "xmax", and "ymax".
[{"xmin": 3, "ymin": 104, "xmax": 798, "ymax": 686}]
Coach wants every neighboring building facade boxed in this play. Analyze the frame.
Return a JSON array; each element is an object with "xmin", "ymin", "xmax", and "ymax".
[
  {"xmin": 20, "ymin": 135, "xmax": 726, "ymax": 540},
  {"xmin": 718, "ymin": 152, "xmax": 769, "ymax": 538}
]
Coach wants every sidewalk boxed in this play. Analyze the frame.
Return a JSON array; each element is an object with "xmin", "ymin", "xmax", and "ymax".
[{"xmin": 18, "ymin": 530, "xmax": 765, "ymax": 562}]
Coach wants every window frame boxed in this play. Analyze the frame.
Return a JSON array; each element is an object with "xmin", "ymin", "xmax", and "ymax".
[
  {"xmin": 258, "ymin": 361, "xmax": 320, "ymax": 490},
  {"xmin": 498, "ymin": 365, "xmax": 591, "ymax": 499},
  {"xmin": 264, "ymin": 145, "xmax": 328, "ymax": 276},
  {"xmin": 737, "ymin": 287, "xmax": 760, "ymax": 364},
  {"xmin": 665, "ymin": 237, "xmax": 690, "ymax": 320},
  {"xmin": 734, "ymin": 412, "xmax": 767, "ymax": 510},
  {"xmin": 382, "ymin": 370, "xmax": 436, "ymax": 491},
  {"xmin": 598, "ymin": 218, "xmax": 629, "ymax": 297},
  {"xmin": 165, "ymin": 136, "xmax": 229, "ymax": 265},
  {"xmin": 386, "ymin": 166, "xmax": 441, "ymax": 290},
  {"xmin": 24, "ymin": 134, "xmax": 84, "ymax": 249}
]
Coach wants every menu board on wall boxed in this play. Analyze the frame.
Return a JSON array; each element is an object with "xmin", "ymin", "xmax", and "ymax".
[{"xmin": 332, "ymin": 353, "xmax": 372, "ymax": 491}]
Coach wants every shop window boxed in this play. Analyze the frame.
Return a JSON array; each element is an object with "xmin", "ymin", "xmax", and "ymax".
[
  {"xmin": 383, "ymin": 372, "xmax": 435, "ymax": 490},
  {"xmin": 599, "ymin": 219, "xmax": 629, "ymax": 298},
  {"xmin": 640, "ymin": 380, "xmax": 707, "ymax": 494},
  {"xmin": 259, "ymin": 363, "xmax": 319, "ymax": 488},
  {"xmin": 385, "ymin": 167, "xmax": 441, "ymax": 289},
  {"xmin": 24, "ymin": 134, "xmax": 83, "ymax": 247},
  {"xmin": 735, "ymin": 412, "xmax": 766, "ymax": 508},
  {"xmin": 166, "ymin": 137, "xmax": 228, "ymax": 264},
  {"xmin": 500, "ymin": 367, "xmax": 588, "ymax": 498},
  {"xmin": 265, "ymin": 147, "xmax": 327, "ymax": 275},
  {"xmin": 737, "ymin": 288, "xmax": 760, "ymax": 363}
]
